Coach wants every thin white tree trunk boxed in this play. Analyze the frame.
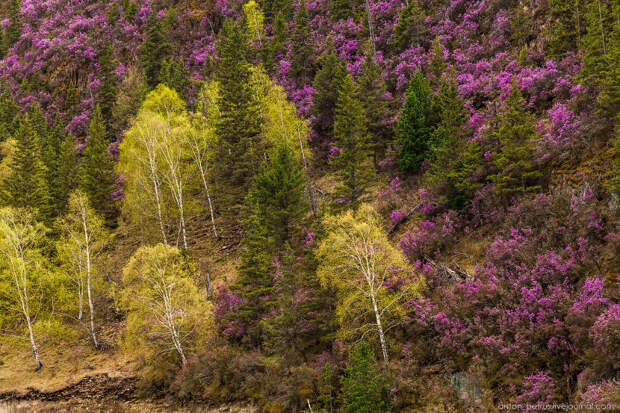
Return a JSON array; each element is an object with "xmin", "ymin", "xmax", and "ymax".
[
  {"xmin": 370, "ymin": 288, "xmax": 389, "ymax": 369},
  {"xmin": 293, "ymin": 105, "xmax": 316, "ymax": 215},
  {"xmin": 25, "ymin": 313, "xmax": 42, "ymax": 370},
  {"xmin": 199, "ymin": 165, "xmax": 219, "ymax": 239},
  {"xmin": 82, "ymin": 210, "xmax": 98, "ymax": 349}
]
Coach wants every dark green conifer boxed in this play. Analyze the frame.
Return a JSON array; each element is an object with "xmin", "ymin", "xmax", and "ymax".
[
  {"xmin": 98, "ymin": 42, "xmax": 117, "ymax": 136},
  {"xmin": 342, "ymin": 342, "xmax": 387, "ymax": 413},
  {"xmin": 393, "ymin": 0, "xmax": 427, "ymax": 51},
  {"xmin": 79, "ymin": 106, "xmax": 118, "ymax": 226},
  {"xmin": 159, "ymin": 56, "xmax": 190, "ymax": 98},
  {"xmin": 254, "ymin": 141, "xmax": 307, "ymax": 248},
  {"xmin": 311, "ymin": 46, "xmax": 347, "ymax": 154},
  {"xmin": 358, "ymin": 42, "xmax": 393, "ymax": 169},
  {"xmin": 331, "ymin": 74, "xmax": 372, "ymax": 209},
  {"xmin": 140, "ymin": 12, "xmax": 172, "ymax": 89},
  {"xmin": 3, "ymin": 0, "xmax": 22, "ymax": 53},
  {"xmin": 290, "ymin": 0, "xmax": 315, "ymax": 85},
  {"xmin": 1, "ymin": 115, "xmax": 51, "ymax": 220},
  {"xmin": 214, "ymin": 19, "xmax": 264, "ymax": 213},
  {"xmin": 397, "ymin": 71, "xmax": 434, "ymax": 172},
  {"xmin": 489, "ymin": 83, "xmax": 543, "ymax": 201}
]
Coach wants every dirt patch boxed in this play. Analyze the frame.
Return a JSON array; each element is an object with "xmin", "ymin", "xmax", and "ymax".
[{"xmin": 0, "ymin": 373, "xmax": 138, "ymax": 403}]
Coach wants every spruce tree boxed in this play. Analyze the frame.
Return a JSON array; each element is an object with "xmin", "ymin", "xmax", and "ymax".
[
  {"xmin": 1, "ymin": 115, "xmax": 51, "ymax": 220},
  {"xmin": 264, "ymin": 10, "xmax": 288, "ymax": 71},
  {"xmin": 140, "ymin": 12, "xmax": 172, "ymax": 89},
  {"xmin": 397, "ymin": 71, "xmax": 434, "ymax": 172},
  {"xmin": 393, "ymin": 0, "xmax": 427, "ymax": 51},
  {"xmin": 79, "ymin": 105, "xmax": 118, "ymax": 226},
  {"xmin": 232, "ymin": 193, "xmax": 275, "ymax": 346},
  {"xmin": 290, "ymin": 0, "xmax": 315, "ymax": 85},
  {"xmin": 254, "ymin": 141, "xmax": 307, "ymax": 248},
  {"xmin": 424, "ymin": 75, "xmax": 472, "ymax": 209},
  {"xmin": 311, "ymin": 46, "xmax": 347, "ymax": 155},
  {"xmin": 341, "ymin": 342, "xmax": 387, "ymax": 413},
  {"xmin": 331, "ymin": 74, "xmax": 372, "ymax": 209},
  {"xmin": 159, "ymin": 56, "xmax": 189, "ymax": 98},
  {"xmin": 3, "ymin": 0, "xmax": 22, "ymax": 53},
  {"xmin": 215, "ymin": 19, "xmax": 264, "ymax": 213},
  {"xmin": 548, "ymin": 0, "xmax": 584, "ymax": 57},
  {"xmin": 98, "ymin": 42, "xmax": 117, "ymax": 136},
  {"xmin": 0, "ymin": 86, "xmax": 18, "ymax": 143},
  {"xmin": 358, "ymin": 42, "xmax": 393, "ymax": 169},
  {"xmin": 580, "ymin": 0, "xmax": 616, "ymax": 94},
  {"xmin": 489, "ymin": 83, "xmax": 542, "ymax": 201},
  {"xmin": 56, "ymin": 133, "xmax": 80, "ymax": 211}
]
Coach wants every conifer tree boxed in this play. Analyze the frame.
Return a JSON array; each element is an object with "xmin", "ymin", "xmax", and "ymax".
[
  {"xmin": 79, "ymin": 106, "xmax": 118, "ymax": 226},
  {"xmin": 311, "ymin": 46, "xmax": 347, "ymax": 154},
  {"xmin": 56, "ymin": 133, "xmax": 80, "ymax": 212},
  {"xmin": 159, "ymin": 56, "xmax": 189, "ymax": 98},
  {"xmin": 215, "ymin": 19, "xmax": 264, "ymax": 213},
  {"xmin": 342, "ymin": 342, "xmax": 387, "ymax": 413},
  {"xmin": 548, "ymin": 0, "xmax": 584, "ymax": 57},
  {"xmin": 358, "ymin": 42, "xmax": 393, "ymax": 168},
  {"xmin": 428, "ymin": 37, "xmax": 447, "ymax": 89},
  {"xmin": 0, "ymin": 85, "xmax": 18, "ymax": 142},
  {"xmin": 3, "ymin": 0, "xmax": 22, "ymax": 53},
  {"xmin": 254, "ymin": 141, "xmax": 307, "ymax": 248},
  {"xmin": 290, "ymin": 0, "xmax": 315, "ymax": 85},
  {"xmin": 232, "ymin": 193, "xmax": 274, "ymax": 346},
  {"xmin": 98, "ymin": 42, "xmax": 117, "ymax": 136},
  {"xmin": 0, "ymin": 116, "xmax": 51, "ymax": 220},
  {"xmin": 424, "ymin": 74, "xmax": 472, "ymax": 209},
  {"xmin": 264, "ymin": 10, "xmax": 288, "ymax": 71},
  {"xmin": 393, "ymin": 0, "xmax": 427, "ymax": 51},
  {"xmin": 397, "ymin": 71, "xmax": 434, "ymax": 172},
  {"xmin": 140, "ymin": 12, "xmax": 172, "ymax": 89},
  {"xmin": 331, "ymin": 74, "xmax": 371, "ymax": 208},
  {"xmin": 580, "ymin": 0, "xmax": 616, "ymax": 94},
  {"xmin": 489, "ymin": 83, "xmax": 542, "ymax": 201}
]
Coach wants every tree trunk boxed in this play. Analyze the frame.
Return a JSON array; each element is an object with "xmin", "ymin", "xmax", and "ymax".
[
  {"xmin": 83, "ymin": 215, "xmax": 98, "ymax": 349},
  {"xmin": 370, "ymin": 290, "xmax": 389, "ymax": 369},
  {"xmin": 198, "ymin": 163, "xmax": 219, "ymax": 240},
  {"xmin": 26, "ymin": 313, "xmax": 42, "ymax": 370}
]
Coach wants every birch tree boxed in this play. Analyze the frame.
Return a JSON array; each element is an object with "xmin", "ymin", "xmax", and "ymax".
[
  {"xmin": 316, "ymin": 205, "xmax": 419, "ymax": 369},
  {"xmin": 119, "ymin": 244, "xmax": 211, "ymax": 365},
  {"xmin": 57, "ymin": 191, "xmax": 108, "ymax": 348},
  {"xmin": 0, "ymin": 207, "xmax": 46, "ymax": 370}
]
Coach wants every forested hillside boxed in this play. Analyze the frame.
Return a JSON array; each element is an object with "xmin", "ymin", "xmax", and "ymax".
[{"xmin": 0, "ymin": 0, "xmax": 618, "ymax": 411}]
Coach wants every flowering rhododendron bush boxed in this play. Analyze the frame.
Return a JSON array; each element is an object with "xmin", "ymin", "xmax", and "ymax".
[{"xmin": 0, "ymin": 0, "xmax": 617, "ymax": 410}]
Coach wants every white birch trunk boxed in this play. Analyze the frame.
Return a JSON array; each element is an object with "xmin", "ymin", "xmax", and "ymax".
[{"xmin": 81, "ymin": 206, "xmax": 98, "ymax": 349}]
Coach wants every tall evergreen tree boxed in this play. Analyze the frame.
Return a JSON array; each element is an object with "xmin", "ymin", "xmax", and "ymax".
[
  {"xmin": 254, "ymin": 141, "xmax": 307, "ymax": 248},
  {"xmin": 0, "ymin": 85, "xmax": 18, "ymax": 143},
  {"xmin": 424, "ymin": 74, "xmax": 473, "ymax": 209},
  {"xmin": 3, "ymin": 0, "xmax": 22, "ymax": 53},
  {"xmin": 341, "ymin": 342, "xmax": 387, "ymax": 413},
  {"xmin": 290, "ymin": 0, "xmax": 315, "ymax": 85},
  {"xmin": 548, "ymin": 0, "xmax": 584, "ymax": 57},
  {"xmin": 140, "ymin": 12, "xmax": 172, "ymax": 89},
  {"xmin": 358, "ymin": 42, "xmax": 393, "ymax": 169},
  {"xmin": 159, "ymin": 56, "xmax": 190, "ymax": 98},
  {"xmin": 392, "ymin": 0, "xmax": 427, "ymax": 51},
  {"xmin": 331, "ymin": 74, "xmax": 372, "ymax": 209},
  {"xmin": 1, "ymin": 115, "xmax": 51, "ymax": 220},
  {"xmin": 580, "ymin": 0, "xmax": 616, "ymax": 94},
  {"xmin": 79, "ymin": 106, "xmax": 118, "ymax": 226},
  {"xmin": 311, "ymin": 46, "xmax": 347, "ymax": 155},
  {"xmin": 397, "ymin": 71, "xmax": 434, "ymax": 172},
  {"xmin": 215, "ymin": 19, "xmax": 264, "ymax": 213},
  {"xmin": 98, "ymin": 41, "xmax": 117, "ymax": 136},
  {"xmin": 56, "ymin": 133, "xmax": 80, "ymax": 211},
  {"xmin": 264, "ymin": 10, "xmax": 288, "ymax": 71},
  {"xmin": 489, "ymin": 83, "xmax": 543, "ymax": 201},
  {"xmin": 232, "ymin": 193, "xmax": 275, "ymax": 346}
]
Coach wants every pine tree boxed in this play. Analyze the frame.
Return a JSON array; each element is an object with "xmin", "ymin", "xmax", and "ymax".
[
  {"xmin": 1, "ymin": 115, "xmax": 51, "ymax": 220},
  {"xmin": 140, "ymin": 11, "xmax": 172, "ymax": 89},
  {"xmin": 79, "ymin": 106, "xmax": 118, "ymax": 226},
  {"xmin": 311, "ymin": 46, "xmax": 347, "ymax": 155},
  {"xmin": 264, "ymin": 10, "xmax": 288, "ymax": 71},
  {"xmin": 254, "ymin": 141, "xmax": 307, "ymax": 248},
  {"xmin": 428, "ymin": 36, "xmax": 447, "ymax": 89},
  {"xmin": 424, "ymin": 74, "xmax": 472, "ymax": 209},
  {"xmin": 397, "ymin": 71, "xmax": 434, "ymax": 172},
  {"xmin": 232, "ymin": 193, "xmax": 275, "ymax": 346},
  {"xmin": 159, "ymin": 56, "xmax": 189, "ymax": 98},
  {"xmin": 56, "ymin": 133, "xmax": 80, "ymax": 211},
  {"xmin": 358, "ymin": 42, "xmax": 393, "ymax": 169},
  {"xmin": 3, "ymin": 0, "xmax": 22, "ymax": 53},
  {"xmin": 580, "ymin": 0, "xmax": 616, "ymax": 93},
  {"xmin": 393, "ymin": 0, "xmax": 427, "ymax": 51},
  {"xmin": 331, "ymin": 74, "xmax": 372, "ymax": 209},
  {"xmin": 215, "ymin": 19, "xmax": 264, "ymax": 213},
  {"xmin": 98, "ymin": 42, "xmax": 117, "ymax": 136},
  {"xmin": 489, "ymin": 83, "xmax": 543, "ymax": 201},
  {"xmin": 341, "ymin": 342, "xmax": 387, "ymax": 413},
  {"xmin": 290, "ymin": 0, "xmax": 315, "ymax": 85},
  {"xmin": 596, "ymin": 1, "xmax": 619, "ymax": 118},
  {"xmin": 548, "ymin": 0, "xmax": 584, "ymax": 57}
]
